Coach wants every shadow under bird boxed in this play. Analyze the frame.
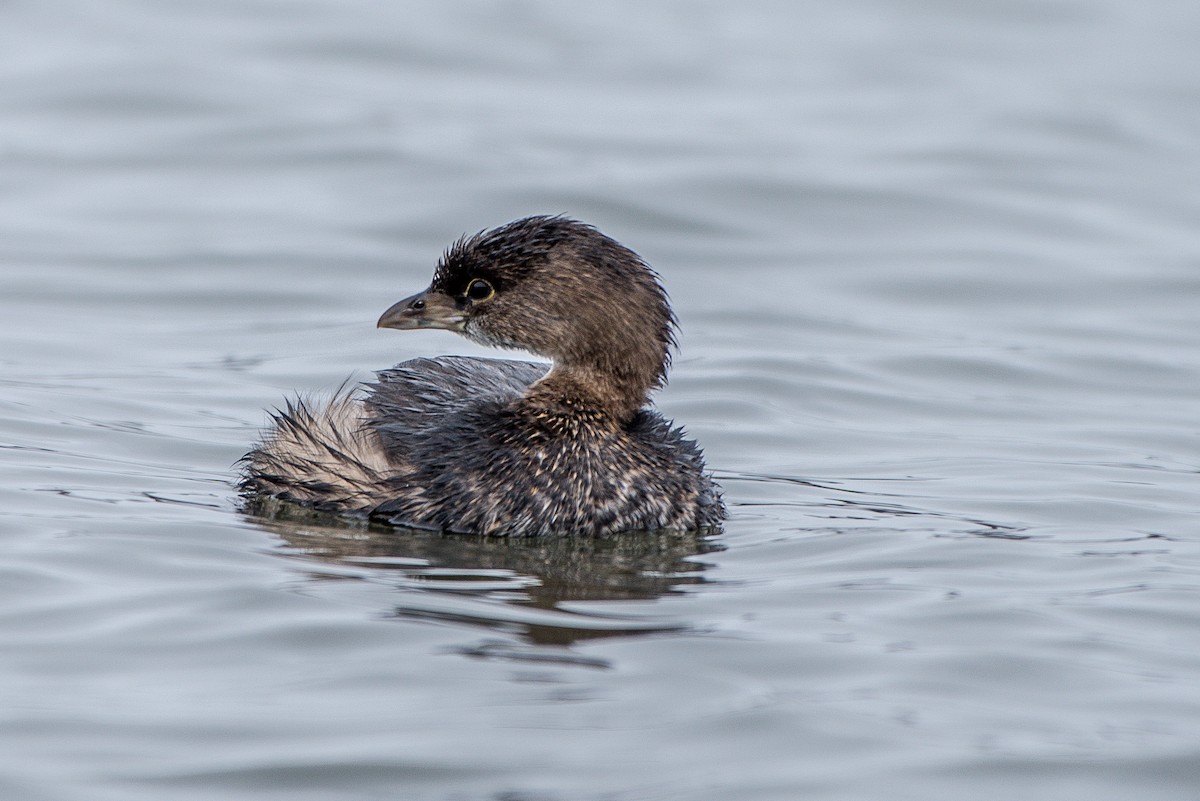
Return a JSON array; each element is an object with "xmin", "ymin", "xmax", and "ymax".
[{"xmin": 241, "ymin": 215, "xmax": 724, "ymax": 536}]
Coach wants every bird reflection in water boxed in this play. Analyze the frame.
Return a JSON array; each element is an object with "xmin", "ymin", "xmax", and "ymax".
[{"xmin": 247, "ymin": 499, "xmax": 722, "ymax": 648}]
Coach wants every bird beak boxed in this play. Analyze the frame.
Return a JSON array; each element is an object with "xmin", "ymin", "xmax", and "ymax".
[{"xmin": 376, "ymin": 289, "xmax": 466, "ymax": 332}]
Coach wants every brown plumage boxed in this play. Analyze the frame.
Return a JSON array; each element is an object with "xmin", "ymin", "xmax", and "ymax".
[{"xmin": 241, "ymin": 216, "xmax": 724, "ymax": 536}]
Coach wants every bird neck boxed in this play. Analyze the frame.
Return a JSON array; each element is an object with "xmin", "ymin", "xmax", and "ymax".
[{"xmin": 522, "ymin": 357, "xmax": 656, "ymax": 423}]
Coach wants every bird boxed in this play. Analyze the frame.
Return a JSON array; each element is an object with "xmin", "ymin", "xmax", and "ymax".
[{"xmin": 241, "ymin": 215, "xmax": 723, "ymax": 537}]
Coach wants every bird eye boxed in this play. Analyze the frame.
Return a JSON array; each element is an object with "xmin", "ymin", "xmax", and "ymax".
[{"xmin": 465, "ymin": 278, "xmax": 494, "ymax": 301}]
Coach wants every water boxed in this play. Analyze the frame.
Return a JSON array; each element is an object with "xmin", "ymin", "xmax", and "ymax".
[{"xmin": 2, "ymin": 1, "xmax": 1199, "ymax": 799}]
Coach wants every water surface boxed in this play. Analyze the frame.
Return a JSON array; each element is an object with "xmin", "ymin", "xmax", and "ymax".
[{"xmin": 2, "ymin": 2, "xmax": 1199, "ymax": 800}]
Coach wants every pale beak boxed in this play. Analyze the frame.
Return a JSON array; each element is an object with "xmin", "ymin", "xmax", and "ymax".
[{"xmin": 376, "ymin": 289, "xmax": 465, "ymax": 332}]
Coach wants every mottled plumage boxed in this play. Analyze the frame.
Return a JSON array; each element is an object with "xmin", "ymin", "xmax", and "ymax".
[{"xmin": 241, "ymin": 216, "xmax": 724, "ymax": 536}]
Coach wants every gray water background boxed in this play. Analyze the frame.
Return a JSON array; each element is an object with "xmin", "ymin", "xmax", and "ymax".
[{"xmin": 2, "ymin": 2, "xmax": 1199, "ymax": 799}]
